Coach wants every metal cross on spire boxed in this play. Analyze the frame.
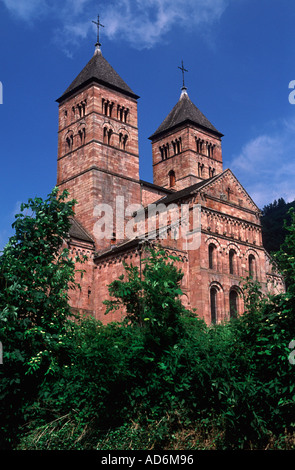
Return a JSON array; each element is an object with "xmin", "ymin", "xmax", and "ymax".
[
  {"xmin": 178, "ymin": 60, "xmax": 188, "ymax": 89},
  {"xmin": 92, "ymin": 14, "xmax": 104, "ymax": 47}
]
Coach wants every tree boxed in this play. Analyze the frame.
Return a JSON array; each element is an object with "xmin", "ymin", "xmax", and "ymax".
[
  {"xmin": 261, "ymin": 198, "xmax": 295, "ymax": 254},
  {"xmin": 104, "ymin": 245, "xmax": 190, "ymax": 351},
  {"xmin": 275, "ymin": 208, "xmax": 295, "ymax": 294},
  {"xmin": 0, "ymin": 187, "xmax": 85, "ymax": 448}
]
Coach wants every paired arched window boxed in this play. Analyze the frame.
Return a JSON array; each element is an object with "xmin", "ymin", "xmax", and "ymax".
[
  {"xmin": 78, "ymin": 127, "xmax": 86, "ymax": 145},
  {"xmin": 66, "ymin": 132, "xmax": 73, "ymax": 152},
  {"xmin": 102, "ymin": 99, "xmax": 114, "ymax": 117},
  {"xmin": 119, "ymin": 133, "xmax": 128, "ymax": 150},
  {"xmin": 160, "ymin": 144, "xmax": 169, "ymax": 160},
  {"xmin": 198, "ymin": 162, "xmax": 204, "ymax": 177},
  {"xmin": 117, "ymin": 105, "xmax": 129, "ymax": 122},
  {"xmin": 172, "ymin": 137, "xmax": 182, "ymax": 155},
  {"xmin": 169, "ymin": 170, "xmax": 176, "ymax": 187},
  {"xmin": 103, "ymin": 127, "xmax": 113, "ymax": 145},
  {"xmin": 209, "ymin": 167, "xmax": 215, "ymax": 178}
]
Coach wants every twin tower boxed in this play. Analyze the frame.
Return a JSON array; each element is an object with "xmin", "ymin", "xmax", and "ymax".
[
  {"xmin": 54, "ymin": 42, "xmax": 284, "ymax": 324},
  {"xmin": 56, "ymin": 44, "xmax": 223, "ymax": 252}
]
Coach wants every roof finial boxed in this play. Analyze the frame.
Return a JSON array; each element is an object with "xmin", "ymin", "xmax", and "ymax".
[
  {"xmin": 92, "ymin": 14, "xmax": 104, "ymax": 53},
  {"xmin": 178, "ymin": 60, "xmax": 188, "ymax": 91}
]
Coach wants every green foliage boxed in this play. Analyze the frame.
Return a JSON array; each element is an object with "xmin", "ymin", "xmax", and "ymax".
[
  {"xmin": 104, "ymin": 246, "xmax": 192, "ymax": 349},
  {"xmin": 275, "ymin": 208, "xmax": 295, "ymax": 292},
  {"xmin": 0, "ymin": 188, "xmax": 86, "ymax": 449},
  {"xmin": 3, "ymin": 204, "xmax": 295, "ymax": 450},
  {"xmin": 261, "ymin": 197, "xmax": 295, "ymax": 254}
]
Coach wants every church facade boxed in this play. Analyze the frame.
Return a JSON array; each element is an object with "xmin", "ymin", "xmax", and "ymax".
[{"xmin": 55, "ymin": 41, "xmax": 284, "ymax": 325}]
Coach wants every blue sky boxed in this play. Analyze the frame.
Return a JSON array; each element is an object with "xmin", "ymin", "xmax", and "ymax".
[{"xmin": 0, "ymin": 0, "xmax": 295, "ymax": 250}]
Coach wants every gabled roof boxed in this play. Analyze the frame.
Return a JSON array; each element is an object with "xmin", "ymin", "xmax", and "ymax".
[
  {"xmin": 56, "ymin": 49, "xmax": 139, "ymax": 103},
  {"xmin": 151, "ymin": 169, "xmax": 260, "ymax": 212},
  {"xmin": 149, "ymin": 88, "xmax": 223, "ymax": 140}
]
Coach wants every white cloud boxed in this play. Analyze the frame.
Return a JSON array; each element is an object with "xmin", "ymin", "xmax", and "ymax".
[
  {"xmin": 101, "ymin": 0, "xmax": 230, "ymax": 49},
  {"xmin": 1, "ymin": 0, "xmax": 230, "ymax": 51},
  {"xmin": 230, "ymin": 117, "xmax": 295, "ymax": 208},
  {"xmin": 1, "ymin": 0, "xmax": 48, "ymax": 21}
]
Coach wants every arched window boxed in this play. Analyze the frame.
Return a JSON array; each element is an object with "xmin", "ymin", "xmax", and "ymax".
[
  {"xmin": 208, "ymin": 243, "xmax": 216, "ymax": 270},
  {"xmin": 81, "ymin": 100, "xmax": 86, "ymax": 117},
  {"xmin": 229, "ymin": 249, "xmax": 236, "ymax": 274},
  {"xmin": 198, "ymin": 162, "xmax": 204, "ymax": 177},
  {"xmin": 123, "ymin": 135, "xmax": 128, "ymax": 150},
  {"xmin": 169, "ymin": 170, "xmax": 176, "ymax": 188},
  {"xmin": 103, "ymin": 127, "xmax": 108, "ymax": 144},
  {"xmin": 78, "ymin": 127, "xmax": 86, "ymax": 145},
  {"xmin": 210, "ymin": 287, "xmax": 217, "ymax": 324},
  {"xmin": 229, "ymin": 290, "xmax": 239, "ymax": 318},
  {"xmin": 107, "ymin": 129, "xmax": 113, "ymax": 145},
  {"xmin": 249, "ymin": 254, "xmax": 256, "ymax": 277},
  {"xmin": 66, "ymin": 132, "xmax": 73, "ymax": 152}
]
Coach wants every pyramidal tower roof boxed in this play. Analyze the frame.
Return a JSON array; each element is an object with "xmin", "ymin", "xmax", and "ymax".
[
  {"xmin": 56, "ymin": 46, "xmax": 139, "ymax": 103},
  {"xmin": 149, "ymin": 87, "xmax": 223, "ymax": 140}
]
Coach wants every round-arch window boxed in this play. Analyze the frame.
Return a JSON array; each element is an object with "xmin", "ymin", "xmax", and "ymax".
[
  {"xmin": 208, "ymin": 243, "xmax": 216, "ymax": 269},
  {"xmin": 229, "ymin": 290, "xmax": 239, "ymax": 318},
  {"xmin": 210, "ymin": 287, "xmax": 218, "ymax": 324},
  {"xmin": 249, "ymin": 254, "xmax": 255, "ymax": 277},
  {"xmin": 229, "ymin": 249, "xmax": 236, "ymax": 274}
]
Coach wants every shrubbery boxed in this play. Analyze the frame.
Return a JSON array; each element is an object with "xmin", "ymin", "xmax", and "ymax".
[{"xmin": 1, "ymin": 191, "xmax": 295, "ymax": 450}]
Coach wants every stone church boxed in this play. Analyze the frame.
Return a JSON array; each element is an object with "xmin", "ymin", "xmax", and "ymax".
[{"xmin": 55, "ymin": 39, "xmax": 284, "ymax": 325}]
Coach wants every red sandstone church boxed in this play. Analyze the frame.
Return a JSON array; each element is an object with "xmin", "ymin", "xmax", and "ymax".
[{"xmin": 55, "ymin": 38, "xmax": 284, "ymax": 325}]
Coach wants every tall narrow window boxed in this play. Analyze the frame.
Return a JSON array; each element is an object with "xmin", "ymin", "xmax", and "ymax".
[
  {"xmin": 78, "ymin": 127, "xmax": 86, "ymax": 145},
  {"xmin": 209, "ymin": 167, "xmax": 215, "ymax": 178},
  {"xmin": 104, "ymin": 100, "xmax": 108, "ymax": 116},
  {"xmin": 249, "ymin": 254, "xmax": 255, "ymax": 277},
  {"xmin": 210, "ymin": 287, "xmax": 217, "ymax": 324},
  {"xmin": 103, "ymin": 127, "xmax": 108, "ymax": 144},
  {"xmin": 122, "ymin": 134, "xmax": 128, "ymax": 150},
  {"xmin": 82, "ymin": 100, "xmax": 86, "ymax": 117},
  {"xmin": 177, "ymin": 137, "xmax": 182, "ymax": 153},
  {"xmin": 229, "ymin": 249, "xmax": 236, "ymax": 274},
  {"xmin": 229, "ymin": 290, "xmax": 239, "ymax": 318},
  {"xmin": 66, "ymin": 133, "xmax": 73, "ymax": 152},
  {"xmin": 124, "ymin": 109, "xmax": 129, "ymax": 123},
  {"xmin": 107, "ymin": 129, "xmax": 113, "ymax": 145},
  {"xmin": 198, "ymin": 162, "xmax": 204, "ymax": 177},
  {"xmin": 208, "ymin": 243, "xmax": 216, "ymax": 270},
  {"xmin": 172, "ymin": 140, "xmax": 176, "ymax": 155},
  {"xmin": 169, "ymin": 170, "xmax": 176, "ymax": 187}
]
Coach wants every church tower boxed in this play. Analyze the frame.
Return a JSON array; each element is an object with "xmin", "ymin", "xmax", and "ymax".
[
  {"xmin": 149, "ymin": 72, "xmax": 224, "ymax": 191},
  {"xmin": 56, "ymin": 31, "xmax": 140, "ymax": 251}
]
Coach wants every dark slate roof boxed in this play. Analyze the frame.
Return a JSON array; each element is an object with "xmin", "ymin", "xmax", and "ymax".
[
  {"xmin": 139, "ymin": 179, "xmax": 174, "ymax": 194},
  {"xmin": 149, "ymin": 88, "xmax": 223, "ymax": 140},
  {"xmin": 56, "ymin": 49, "xmax": 139, "ymax": 103},
  {"xmin": 147, "ymin": 177, "xmax": 215, "ymax": 207},
  {"xmin": 69, "ymin": 217, "xmax": 94, "ymax": 244}
]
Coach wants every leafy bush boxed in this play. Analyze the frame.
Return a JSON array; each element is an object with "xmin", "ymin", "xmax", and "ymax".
[
  {"xmin": 0, "ymin": 188, "xmax": 85, "ymax": 449},
  {"xmin": 3, "ymin": 196, "xmax": 295, "ymax": 450}
]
